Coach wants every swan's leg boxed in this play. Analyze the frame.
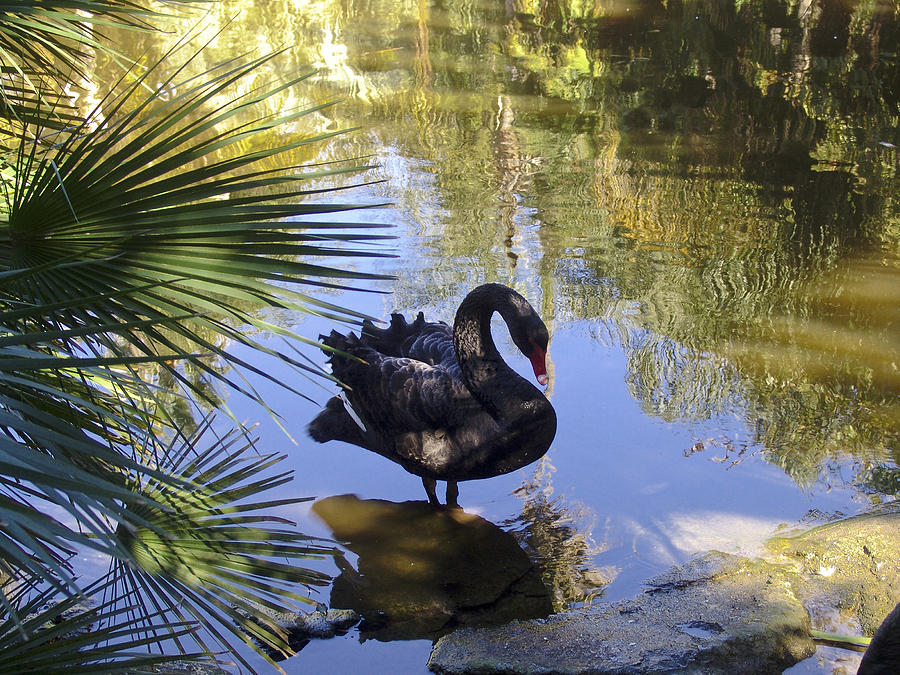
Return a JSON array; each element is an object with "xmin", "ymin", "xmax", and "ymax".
[
  {"xmin": 422, "ymin": 477, "xmax": 440, "ymax": 506},
  {"xmin": 446, "ymin": 481, "xmax": 459, "ymax": 508}
]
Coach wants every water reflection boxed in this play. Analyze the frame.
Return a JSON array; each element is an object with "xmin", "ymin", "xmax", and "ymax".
[
  {"xmin": 97, "ymin": 0, "xmax": 899, "ymax": 496},
  {"xmin": 312, "ymin": 495, "xmax": 552, "ymax": 641},
  {"xmin": 504, "ymin": 457, "xmax": 610, "ymax": 609},
  {"xmin": 75, "ymin": 5, "xmax": 900, "ymax": 672}
]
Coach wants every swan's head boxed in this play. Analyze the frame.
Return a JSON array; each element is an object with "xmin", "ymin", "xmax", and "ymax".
[
  {"xmin": 466, "ymin": 283, "xmax": 552, "ymax": 387},
  {"xmin": 509, "ymin": 310, "xmax": 551, "ymax": 387}
]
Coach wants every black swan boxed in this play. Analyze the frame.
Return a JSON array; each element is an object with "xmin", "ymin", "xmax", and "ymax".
[{"xmin": 308, "ymin": 283, "xmax": 557, "ymax": 507}]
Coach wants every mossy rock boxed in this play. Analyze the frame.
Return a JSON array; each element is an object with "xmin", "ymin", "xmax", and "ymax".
[{"xmin": 766, "ymin": 502, "xmax": 900, "ymax": 634}]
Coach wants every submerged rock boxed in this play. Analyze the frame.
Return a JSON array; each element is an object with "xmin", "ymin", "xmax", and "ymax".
[
  {"xmin": 287, "ymin": 607, "xmax": 361, "ymax": 638},
  {"xmin": 23, "ymin": 597, "xmax": 98, "ymax": 638},
  {"xmin": 429, "ymin": 551, "xmax": 814, "ymax": 674},
  {"xmin": 235, "ymin": 602, "xmax": 360, "ymax": 658}
]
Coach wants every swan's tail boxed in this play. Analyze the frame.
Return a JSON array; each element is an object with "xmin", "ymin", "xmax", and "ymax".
[
  {"xmin": 319, "ymin": 329, "xmax": 379, "ymax": 383},
  {"xmin": 319, "ymin": 328, "xmax": 362, "ymax": 356},
  {"xmin": 311, "ymin": 330, "xmax": 369, "ymax": 444},
  {"xmin": 360, "ymin": 312, "xmax": 426, "ymax": 355},
  {"xmin": 307, "ymin": 396, "xmax": 366, "ymax": 446}
]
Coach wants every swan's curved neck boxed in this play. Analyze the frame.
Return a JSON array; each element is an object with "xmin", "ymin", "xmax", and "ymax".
[{"xmin": 452, "ymin": 284, "xmax": 543, "ymax": 420}]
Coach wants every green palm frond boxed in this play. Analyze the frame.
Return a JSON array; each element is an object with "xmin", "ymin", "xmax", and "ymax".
[
  {"xmin": 0, "ymin": 1, "xmax": 208, "ymax": 81},
  {"xmin": 109, "ymin": 420, "xmax": 335, "ymax": 669},
  {"xmin": 0, "ymin": 39, "xmax": 383, "ymax": 583},
  {"xmin": 2, "ymin": 44, "xmax": 392, "ymax": 407},
  {"xmin": 0, "ymin": 2, "xmax": 207, "ymax": 134},
  {"xmin": 1, "ymin": 5, "xmax": 388, "ymax": 671},
  {"xmin": 0, "ymin": 301, "xmax": 336, "ymax": 669},
  {"xmin": 0, "ymin": 330, "xmax": 193, "ymax": 592},
  {"xmin": 0, "ymin": 81, "xmax": 80, "ymax": 134},
  {"xmin": 0, "ymin": 573, "xmax": 206, "ymax": 673}
]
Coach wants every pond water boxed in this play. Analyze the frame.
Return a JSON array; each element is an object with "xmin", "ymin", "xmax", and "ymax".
[{"xmin": 98, "ymin": 0, "xmax": 897, "ymax": 672}]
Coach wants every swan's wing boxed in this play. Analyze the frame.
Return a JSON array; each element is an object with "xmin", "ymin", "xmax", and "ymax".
[
  {"xmin": 325, "ymin": 335, "xmax": 471, "ymax": 433},
  {"xmin": 360, "ymin": 357, "xmax": 476, "ymax": 433},
  {"xmin": 362, "ymin": 313, "xmax": 459, "ymax": 373},
  {"xmin": 401, "ymin": 324, "xmax": 459, "ymax": 373},
  {"xmin": 388, "ymin": 356, "xmax": 475, "ymax": 429}
]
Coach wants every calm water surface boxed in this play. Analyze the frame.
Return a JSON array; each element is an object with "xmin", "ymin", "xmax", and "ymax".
[{"xmin": 101, "ymin": 0, "xmax": 898, "ymax": 672}]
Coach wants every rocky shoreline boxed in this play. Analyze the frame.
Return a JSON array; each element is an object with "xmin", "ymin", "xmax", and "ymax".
[{"xmin": 428, "ymin": 502, "xmax": 900, "ymax": 674}]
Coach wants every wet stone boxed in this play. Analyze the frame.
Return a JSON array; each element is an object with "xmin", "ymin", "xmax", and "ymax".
[
  {"xmin": 428, "ymin": 551, "xmax": 814, "ymax": 674},
  {"xmin": 766, "ymin": 501, "xmax": 900, "ymax": 636},
  {"xmin": 234, "ymin": 602, "xmax": 361, "ymax": 659}
]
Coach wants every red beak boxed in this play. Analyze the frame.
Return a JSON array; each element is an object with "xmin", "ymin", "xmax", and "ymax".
[{"xmin": 528, "ymin": 342, "xmax": 549, "ymax": 386}]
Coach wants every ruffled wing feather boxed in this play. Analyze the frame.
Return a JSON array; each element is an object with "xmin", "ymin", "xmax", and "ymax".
[{"xmin": 322, "ymin": 329, "xmax": 474, "ymax": 435}]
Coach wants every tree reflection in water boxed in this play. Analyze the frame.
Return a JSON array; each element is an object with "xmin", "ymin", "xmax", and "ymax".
[
  {"xmin": 95, "ymin": 0, "xmax": 898, "ymax": 503},
  {"xmin": 504, "ymin": 456, "xmax": 611, "ymax": 610},
  {"xmin": 312, "ymin": 495, "xmax": 552, "ymax": 641}
]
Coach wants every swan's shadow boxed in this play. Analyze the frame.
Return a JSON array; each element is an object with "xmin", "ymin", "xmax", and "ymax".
[{"xmin": 312, "ymin": 495, "xmax": 553, "ymax": 642}]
